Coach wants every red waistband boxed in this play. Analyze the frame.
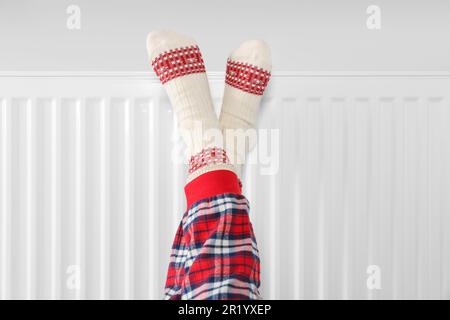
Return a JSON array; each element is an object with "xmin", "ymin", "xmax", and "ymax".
[{"xmin": 184, "ymin": 170, "xmax": 242, "ymax": 209}]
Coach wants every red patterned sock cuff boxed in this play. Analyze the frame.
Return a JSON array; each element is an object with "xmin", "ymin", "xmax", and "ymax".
[
  {"xmin": 151, "ymin": 45, "xmax": 206, "ymax": 84},
  {"xmin": 188, "ymin": 147, "xmax": 230, "ymax": 175},
  {"xmin": 225, "ymin": 59, "xmax": 271, "ymax": 95}
]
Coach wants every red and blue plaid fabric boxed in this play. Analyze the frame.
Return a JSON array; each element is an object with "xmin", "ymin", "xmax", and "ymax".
[{"xmin": 164, "ymin": 192, "xmax": 261, "ymax": 300}]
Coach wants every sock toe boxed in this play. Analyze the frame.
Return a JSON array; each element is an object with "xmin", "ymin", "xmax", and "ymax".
[
  {"xmin": 146, "ymin": 30, "xmax": 196, "ymax": 61},
  {"xmin": 229, "ymin": 39, "xmax": 272, "ymax": 71}
]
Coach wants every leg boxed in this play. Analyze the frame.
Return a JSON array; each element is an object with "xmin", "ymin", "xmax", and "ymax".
[{"xmin": 147, "ymin": 31, "xmax": 267, "ymax": 299}]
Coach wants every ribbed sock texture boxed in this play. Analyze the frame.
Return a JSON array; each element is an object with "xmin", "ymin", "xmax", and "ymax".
[
  {"xmin": 219, "ymin": 40, "xmax": 272, "ymax": 177},
  {"xmin": 147, "ymin": 30, "xmax": 236, "ymax": 182}
]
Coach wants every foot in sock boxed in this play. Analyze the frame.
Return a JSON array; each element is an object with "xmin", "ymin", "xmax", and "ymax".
[
  {"xmin": 219, "ymin": 40, "xmax": 272, "ymax": 178},
  {"xmin": 146, "ymin": 30, "xmax": 236, "ymax": 182}
]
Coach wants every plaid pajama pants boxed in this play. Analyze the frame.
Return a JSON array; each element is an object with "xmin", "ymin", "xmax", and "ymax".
[{"xmin": 164, "ymin": 170, "xmax": 261, "ymax": 300}]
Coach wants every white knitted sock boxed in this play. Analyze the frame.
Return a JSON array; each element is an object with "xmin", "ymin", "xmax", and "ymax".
[
  {"xmin": 147, "ymin": 30, "xmax": 236, "ymax": 182},
  {"xmin": 219, "ymin": 40, "xmax": 272, "ymax": 177}
]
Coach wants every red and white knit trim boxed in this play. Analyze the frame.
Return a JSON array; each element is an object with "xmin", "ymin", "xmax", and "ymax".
[
  {"xmin": 225, "ymin": 59, "xmax": 271, "ymax": 95},
  {"xmin": 151, "ymin": 45, "xmax": 206, "ymax": 84},
  {"xmin": 188, "ymin": 147, "xmax": 230, "ymax": 175}
]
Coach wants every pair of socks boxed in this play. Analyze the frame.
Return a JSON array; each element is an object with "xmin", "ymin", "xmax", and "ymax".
[{"xmin": 147, "ymin": 30, "xmax": 271, "ymax": 183}]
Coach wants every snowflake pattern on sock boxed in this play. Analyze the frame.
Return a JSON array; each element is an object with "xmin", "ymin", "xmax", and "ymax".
[
  {"xmin": 225, "ymin": 59, "xmax": 271, "ymax": 95},
  {"xmin": 188, "ymin": 147, "xmax": 230, "ymax": 175},
  {"xmin": 152, "ymin": 45, "xmax": 206, "ymax": 84}
]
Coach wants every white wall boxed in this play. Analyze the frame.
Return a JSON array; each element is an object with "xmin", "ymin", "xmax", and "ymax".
[{"xmin": 0, "ymin": 0, "xmax": 449, "ymax": 72}]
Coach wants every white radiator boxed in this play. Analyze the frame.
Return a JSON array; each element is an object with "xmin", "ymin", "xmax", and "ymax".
[{"xmin": 0, "ymin": 72, "xmax": 449, "ymax": 299}]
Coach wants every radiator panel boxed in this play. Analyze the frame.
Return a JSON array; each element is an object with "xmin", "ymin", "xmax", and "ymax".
[{"xmin": 0, "ymin": 74, "xmax": 449, "ymax": 299}]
